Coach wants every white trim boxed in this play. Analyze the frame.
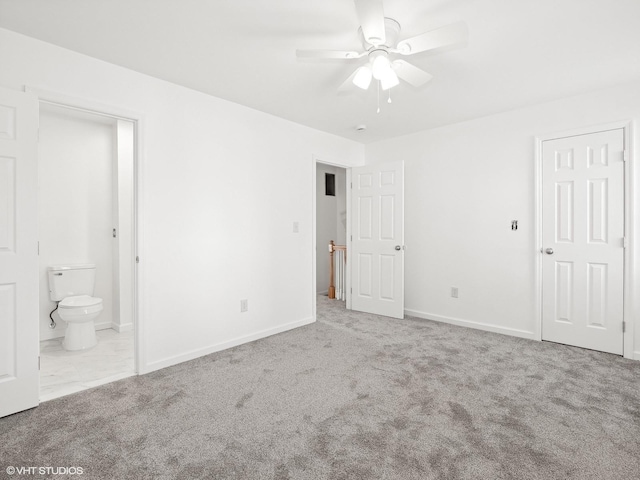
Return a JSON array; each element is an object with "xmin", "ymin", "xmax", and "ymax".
[
  {"xmin": 534, "ymin": 120, "xmax": 635, "ymax": 359},
  {"xmin": 145, "ymin": 317, "xmax": 315, "ymax": 373},
  {"xmin": 634, "ymin": 351, "xmax": 640, "ymax": 361},
  {"xmin": 23, "ymin": 87, "xmax": 142, "ymax": 123},
  {"xmin": 111, "ymin": 322, "xmax": 134, "ymax": 333},
  {"xmin": 25, "ymin": 86, "xmax": 147, "ymax": 373},
  {"xmin": 405, "ymin": 309, "xmax": 536, "ymax": 340},
  {"xmin": 346, "ymin": 167, "xmax": 352, "ymax": 311},
  {"xmin": 533, "ymin": 137, "xmax": 543, "ymax": 342}
]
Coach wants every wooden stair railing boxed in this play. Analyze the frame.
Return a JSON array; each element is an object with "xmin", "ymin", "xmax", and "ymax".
[{"xmin": 328, "ymin": 240, "xmax": 347, "ymax": 300}]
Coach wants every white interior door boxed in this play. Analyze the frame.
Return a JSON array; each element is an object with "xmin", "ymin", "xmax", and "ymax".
[
  {"xmin": 0, "ymin": 86, "xmax": 39, "ymax": 417},
  {"xmin": 541, "ymin": 129, "xmax": 625, "ymax": 355},
  {"xmin": 351, "ymin": 161, "xmax": 404, "ymax": 319}
]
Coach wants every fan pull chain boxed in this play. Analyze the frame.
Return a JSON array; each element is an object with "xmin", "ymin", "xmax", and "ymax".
[{"xmin": 376, "ymin": 81, "xmax": 380, "ymax": 113}]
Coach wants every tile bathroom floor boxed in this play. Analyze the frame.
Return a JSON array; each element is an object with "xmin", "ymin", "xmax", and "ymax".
[{"xmin": 40, "ymin": 328, "xmax": 135, "ymax": 402}]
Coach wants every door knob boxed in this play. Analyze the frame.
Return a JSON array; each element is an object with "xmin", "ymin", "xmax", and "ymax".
[
  {"xmin": 545, "ymin": 248, "xmax": 554, "ymax": 255},
  {"xmin": 395, "ymin": 245, "xmax": 402, "ymax": 251}
]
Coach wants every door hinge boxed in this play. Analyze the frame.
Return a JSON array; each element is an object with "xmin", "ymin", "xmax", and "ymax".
[
  {"xmin": 622, "ymin": 321, "xmax": 626, "ymax": 333},
  {"xmin": 623, "ymin": 237, "xmax": 628, "ymax": 249},
  {"xmin": 623, "ymin": 150, "xmax": 629, "ymax": 162},
  {"xmin": 136, "ymin": 256, "xmax": 140, "ymax": 264},
  {"xmin": 38, "ymin": 356, "xmax": 41, "ymax": 370},
  {"xmin": 350, "ymin": 182, "xmax": 353, "ymax": 189},
  {"xmin": 350, "ymin": 287, "xmax": 352, "ymax": 294},
  {"xmin": 350, "ymin": 235, "xmax": 353, "ymax": 242}
]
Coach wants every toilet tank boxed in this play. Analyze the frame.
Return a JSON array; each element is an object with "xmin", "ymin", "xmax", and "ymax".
[{"xmin": 48, "ymin": 264, "xmax": 97, "ymax": 301}]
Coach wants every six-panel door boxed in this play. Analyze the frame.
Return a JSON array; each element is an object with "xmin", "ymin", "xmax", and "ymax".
[
  {"xmin": 0, "ymin": 87, "xmax": 39, "ymax": 417},
  {"xmin": 351, "ymin": 161, "xmax": 404, "ymax": 319},
  {"xmin": 541, "ymin": 129, "xmax": 625, "ymax": 355}
]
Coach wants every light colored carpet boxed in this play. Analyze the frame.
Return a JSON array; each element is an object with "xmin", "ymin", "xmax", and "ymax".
[{"xmin": 1, "ymin": 296, "xmax": 639, "ymax": 479}]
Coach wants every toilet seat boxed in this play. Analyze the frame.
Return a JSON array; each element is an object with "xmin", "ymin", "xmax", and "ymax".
[
  {"xmin": 59, "ymin": 295, "xmax": 102, "ymax": 308},
  {"xmin": 58, "ymin": 295, "xmax": 103, "ymax": 319}
]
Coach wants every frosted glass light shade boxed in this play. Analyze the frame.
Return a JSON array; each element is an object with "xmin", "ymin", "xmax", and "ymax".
[
  {"xmin": 371, "ymin": 55, "xmax": 391, "ymax": 80},
  {"xmin": 353, "ymin": 66, "xmax": 373, "ymax": 90},
  {"xmin": 380, "ymin": 69, "xmax": 399, "ymax": 90}
]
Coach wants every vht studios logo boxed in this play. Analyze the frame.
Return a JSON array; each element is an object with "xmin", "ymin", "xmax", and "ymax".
[{"xmin": 6, "ymin": 466, "xmax": 84, "ymax": 475}]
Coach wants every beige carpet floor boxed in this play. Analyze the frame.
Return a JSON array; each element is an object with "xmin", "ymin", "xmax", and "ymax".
[{"xmin": 1, "ymin": 296, "xmax": 639, "ymax": 479}]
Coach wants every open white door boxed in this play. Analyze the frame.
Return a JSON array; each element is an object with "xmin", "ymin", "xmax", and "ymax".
[
  {"xmin": 351, "ymin": 161, "xmax": 404, "ymax": 319},
  {"xmin": 0, "ymin": 86, "xmax": 39, "ymax": 417}
]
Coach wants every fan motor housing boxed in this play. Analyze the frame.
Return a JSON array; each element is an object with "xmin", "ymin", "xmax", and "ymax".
[{"xmin": 358, "ymin": 18, "xmax": 401, "ymax": 51}]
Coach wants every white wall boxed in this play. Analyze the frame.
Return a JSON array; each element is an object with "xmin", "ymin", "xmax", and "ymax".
[
  {"xmin": 38, "ymin": 107, "xmax": 114, "ymax": 340},
  {"xmin": 315, "ymin": 164, "xmax": 346, "ymax": 294},
  {"xmin": 0, "ymin": 28, "xmax": 364, "ymax": 372},
  {"xmin": 365, "ymin": 81, "xmax": 640, "ymax": 359}
]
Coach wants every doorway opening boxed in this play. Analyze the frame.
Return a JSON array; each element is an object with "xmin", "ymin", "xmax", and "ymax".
[
  {"xmin": 37, "ymin": 101, "xmax": 138, "ymax": 401},
  {"xmin": 315, "ymin": 162, "xmax": 348, "ymax": 315}
]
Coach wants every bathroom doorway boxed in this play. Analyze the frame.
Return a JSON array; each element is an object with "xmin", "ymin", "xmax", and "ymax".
[{"xmin": 36, "ymin": 101, "xmax": 137, "ymax": 401}]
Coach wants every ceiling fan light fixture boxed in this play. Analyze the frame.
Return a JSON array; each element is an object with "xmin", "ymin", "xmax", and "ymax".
[
  {"xmin": 353, "ymin": 66, "xmax": 373, "ymax": 90},
  {"xmin": 380, "ymin": 69, "xmax": 399, "ymax": 91},
  {"xmin": 371, "ymin": 54, "xmax": 391, "ymax": 80}
]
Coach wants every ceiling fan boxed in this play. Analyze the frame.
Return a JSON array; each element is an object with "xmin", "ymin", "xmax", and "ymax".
[{"xmin": 296, "ymin": 0, "xmax": 468, "ymax": 95}]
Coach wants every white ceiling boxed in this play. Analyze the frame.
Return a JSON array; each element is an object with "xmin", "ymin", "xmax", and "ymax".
[{"xmin": 1, "ymin": 0, "xmax": 640, "ymax": 143}]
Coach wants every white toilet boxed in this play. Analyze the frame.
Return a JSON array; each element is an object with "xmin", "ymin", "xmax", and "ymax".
[{"xmin": 48, "ymin": 264, "xmax": 103, "ymax": 351}]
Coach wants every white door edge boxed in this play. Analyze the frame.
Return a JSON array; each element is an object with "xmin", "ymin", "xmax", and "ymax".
[
  {"xmin": 26, "ymin": 86, "xmax": 148, "ymax": 374},
  {"xmin": 0, "ymin": 86, "xmax": 39, "ymax": 417},
  {"xmin": 534, "ymin": 120, "xmax": 635, "ymax": 359}
]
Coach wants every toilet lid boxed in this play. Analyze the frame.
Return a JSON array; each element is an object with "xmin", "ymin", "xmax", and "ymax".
[{"xmin": 59, "ymin": 295, "xmax": 103, "ymax": 308}]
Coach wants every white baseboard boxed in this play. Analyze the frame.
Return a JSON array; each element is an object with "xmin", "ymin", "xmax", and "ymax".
[
  {"xmin": 633, "ymin": 351, "xmax": 640, "ymax": 361},
  {"xmin": 144, "ymin": 316, "xmax": 316, "ymax": 374},
  {"xmin": 317, "ymin": 290, "xmax": 329, "ymax": 296},
  {"xmin": 40, "ymin": 328, "xmax": 64, "ymax": 341},
  {"xmin": 112, "ymin": 322, "xmax": 133, "ymax": 333},
  {"xmin": 405, "ymin": 309, "xmax": 536, "ymax": 340}
]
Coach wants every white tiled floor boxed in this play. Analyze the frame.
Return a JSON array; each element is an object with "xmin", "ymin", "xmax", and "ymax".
[{"xmin": 39, "ymin": 328, "xmax": 135, "ymax": 402}]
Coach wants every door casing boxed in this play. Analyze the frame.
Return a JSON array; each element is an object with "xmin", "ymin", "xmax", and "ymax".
[
  {"xmin": 25, "ymin": 86, "xmax": 147, "ymax": 374},
  {"xmin": 534, "ymin": 121, "xmax": 634, "ymax": 358}
]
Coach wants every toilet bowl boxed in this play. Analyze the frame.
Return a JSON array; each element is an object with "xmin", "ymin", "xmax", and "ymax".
[
  {"xmin": 48, "ymin": 264, "xmax": 103, "ymax": 352},
  {"xmin": 58, "ymin": 295, "xmax": 103, "ymax": 351}
]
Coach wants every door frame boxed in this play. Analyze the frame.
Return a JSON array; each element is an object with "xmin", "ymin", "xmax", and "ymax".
[
  {"xmin": 534, "ymin": 120, "xmax": 634, "ymax": 359},
  {"xmin": 312, "ymin": 155, "xmax": 352, "ymax": 320},
  {"xmin": 24, "ymin": 86, "xmax": 147, "ymax": 374}
]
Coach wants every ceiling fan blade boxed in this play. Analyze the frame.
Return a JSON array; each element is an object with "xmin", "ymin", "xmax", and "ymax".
[
  {"xmin": 392, "ymin": 60, "xmax": 433, "ymax": 87},
  {"xmin": 296, "ymin": 49, "xmax": 364, "ymax": 60},
  {"xmin": 354, "ymin": 0, "xmax": 386, "ymax": 45},
  {"xmin": 395, "ymin": 22, "xmax": 468, "ymax": 55}
]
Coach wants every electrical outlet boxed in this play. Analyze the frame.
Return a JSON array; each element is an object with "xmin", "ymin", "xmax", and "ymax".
[
  {"xmin": 451, "ymin": 287, "xmax": 459, "ymax": 298},
  {"xmin": 240, "ymin": 299, "xmax": 248, "ymax": 312}
]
